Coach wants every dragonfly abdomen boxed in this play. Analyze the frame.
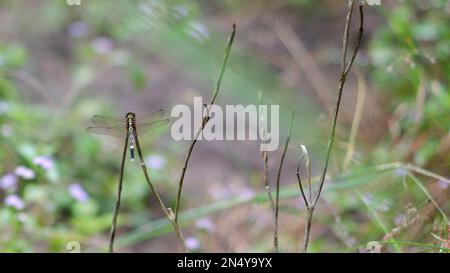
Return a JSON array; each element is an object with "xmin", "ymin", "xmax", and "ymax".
[{"xmin": 128, "ymin": 131, "xmax": 136, "ymax": 161}]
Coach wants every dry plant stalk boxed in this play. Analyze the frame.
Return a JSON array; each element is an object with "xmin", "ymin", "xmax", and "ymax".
[
  {"xmin": 258, "ymin": 92, "xmax": 277, "ymax": 250},
  {"xmin": 109, "ymin": 135, "xmax": 129, "ymax": 253},
  {"xmin": 174, "ymin": 24, "xmax": 236, "ymax": 222},
  {"xmin": 274, "ymin": 108, "xmax": 295, "ymax": 252},
  {"xmin": 134, "ymin": 136, "xmax": 187, "ymax": 252},
  {"xmin": 109, "ymin": 130, "xmax": 187, "ymax": 253},
  {"xmin": 296, "ymin": 0, "xmax": 364, "ymax": 253}
]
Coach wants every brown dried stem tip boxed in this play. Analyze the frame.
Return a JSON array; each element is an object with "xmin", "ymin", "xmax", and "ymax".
[
  {"xmin": 174, "ymin": 24, "xmax": 236, "ymax": 222},
  {"xmin": 297, "ymin": 0, "xmax": 364, "ymax": 253}
]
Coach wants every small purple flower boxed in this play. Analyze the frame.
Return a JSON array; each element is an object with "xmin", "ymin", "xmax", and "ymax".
[
  {"xmin": 0, "ymin": 173, "xmax": 17, "ymax": 190},
  {"xmin": 4, "ymin": 194, "xmax": 25, "ymax": 210},
  {"xmin": 195, "ymin": 218, "xmax": 215, "ymax": 232},
  {"xmin": 68, "ymin": 21, "xmax": 89, "ymax": 38},
  {"xmin": 173, "ymin": 5, "xmax": 188, "ymax": 19},
  {"xmin": 188, "ymin": 21, "xmax": 209, "ymax": 42},
  {"xmin": 437, "ymin": 179, "xmax": 449, "ymax": 190},
  {"xmin": 69, "ymin": 183, "xmax": 89, "ymax": 202},
  {"xmin": 14, "ymin": 166, "xmax": 36, "ymax": 180},
  {"xmin": 207, "ymin": 183, "xmax": 230, "ymax": 200},
  {"xmin": 185, "ymin": 236, "xmax": 200, "ymax": 250},
  {"xmin": 394, "ymin": 214, "xmax": 406, "ymax": 226},
  {"xmin": 240, "ymin": 188, "xmax": 256, "ymax": 200},
  {"xmin": 138, "ymin": 2, "xmax": 156, "ymax": 16},
  {"xmin": 362, "ymin": 193, "xmax": 374, "ymax": 204},
  {"xmin": 394, "ymin": 167, "xmax": 408, "ymax": 177},
  {"xmin": 92, "ymin": 37, "xmax": 113, "ymax": 55},
  {"xmin": 145, "ymin": 155, "xmax": 166, "ymax": 170},
  {"xmin": 32, "ymin": 156, "xmax": 54, "ymax": 171}
]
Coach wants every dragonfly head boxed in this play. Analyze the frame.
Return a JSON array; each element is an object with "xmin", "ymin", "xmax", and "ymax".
[{"xmin": 125, "ymin": 112, "xmax": 136, "ymax": 120}]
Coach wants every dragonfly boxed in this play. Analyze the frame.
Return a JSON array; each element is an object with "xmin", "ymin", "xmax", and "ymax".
[
  {"xmin": 87, "ymin": 110, "xmax": 172, "ymax": 252},
  {"xmin": 87, "ymin": 110, "xmax": 170, "ymax": 161}
]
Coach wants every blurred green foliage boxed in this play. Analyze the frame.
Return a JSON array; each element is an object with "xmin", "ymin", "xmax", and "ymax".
[
  {"xmin": 370, "ymin": 0, "xmax": 450, "ymax": 167},
  {"xmin": 0, "ymin": 0, "xmax": 449, "ymax": 252}
]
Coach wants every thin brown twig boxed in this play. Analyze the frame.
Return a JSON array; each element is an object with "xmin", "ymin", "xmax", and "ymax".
[
  {"xmin": 108, "ymin": 134, "xmax": 129, "ymax": 253},
  {"xmin": 259, "ymin": 92, "xmax": 276, "ymax": 214},
  {"xmin": 262, "ymin": 151, "xmax": 275, "ymax": 213},
  {"xmin": 259, "ymin": 92, "xmax": 276, "ymax": 252},
  {"xmin": 262, "ymin": 150, "xmax": 278, "ymax": 252},
  {"xmin": 298, "ymin": 0, "xmax": 364, "ymax": 253},
  {"xmin": 174, "ymin": 24, "xmax": 236, "ymax": 222},
  {"xmin": 296, "ymin": 153, "xmax": 309, "ymax": 208},
  {"xmin": 274, "ymin": 108, "xmax": 295, "ymax": 252},
  {"xmin": 296, "ymin": 145, "xmax": 315, "ymax": 252},
  {"xmin": 305, "ymin": 147, "xmax": 312, "ymax": 204},
  {"xmin": 134, "ymin": 133, "xmax": 188, "ymax": 252}
]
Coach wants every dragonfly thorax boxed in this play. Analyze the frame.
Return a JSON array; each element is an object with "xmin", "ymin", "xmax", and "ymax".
[
  {"xmin": 126, "ymin": 112, "xmax": 137, "ymax": 132},
  {"xmin": 126, "ymin": 112, "xmax": 136, "ymax": 126}
]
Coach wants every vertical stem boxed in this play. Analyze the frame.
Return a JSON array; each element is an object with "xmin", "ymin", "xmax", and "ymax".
[
  {"xmin": 109, "ymin": 134, "xmax": 128, "ymax": 253},
  {"xmin": 263, "ymin": 152, "xmax": 275, "ymax": 214},
  {"xmin": 174, "ymin": 24, "xmax": 236, "ymax": 222},
  {"xmin": 259, "ymin": 92, "xmax": 277, "ymax": 252},
  {"xmin": 174, "ymin": 128, "xmax": 201, "ymax": 222},
  {"xmin": 313, "ymin": 0, "xmax": 364, "ymax": 207},
  {"xmin": 134, "ymin": 134, "xmax": 187, "ymax": 252},
  {"xmin": 262, "ymin": 150, "xmax": 277, "ymax": 252},
  {"xmin": 296, "ymin": 155, "xmax": 309, "ymax": 208},
  {"xmin": 300, "ymin": 1, "xmax": 364, "ymax": 252},
  {"xmin": 274, "ymin": 109, "xmax": 295, "ymax": 252},
  {"xmin": 302, "ymin": 208, "xmax": 314, "ymax": 253}
]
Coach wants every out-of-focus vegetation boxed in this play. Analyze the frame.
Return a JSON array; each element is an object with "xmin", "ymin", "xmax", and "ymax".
[{"xmin": 0, "ymin": 0, "xmax": 449, "ymax": 252}]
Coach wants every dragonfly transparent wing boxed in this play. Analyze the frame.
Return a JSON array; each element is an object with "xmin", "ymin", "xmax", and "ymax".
[
  {"xmin": 87, "ymin": 114, "xmax": 125, "ymax": 137},
  {"xmin": 135, "ymin": 118, "xmax": 171, "ymax": 135},
  {"xmin": 86, "ymin": 125, "xmax": 126, "ymax": 137},
  {"xmin": 133, "ymin": 109, "xmax": 169, "ymax": 134},
  {"xmin": 90, "ymin": 115, "xmax": 124, "ymax": 127},
  {"xmin": 134, "ymin": 109, "xmax": 164, "ymax": 126}
]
